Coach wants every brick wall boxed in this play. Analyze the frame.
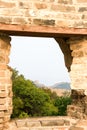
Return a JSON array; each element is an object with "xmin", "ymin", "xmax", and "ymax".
[
  {"xmin": 8, "ymin": 117, "xmax": 87, "ymax": 130},
  {"xmin": 0, "ymin": 0, "xmax": 87, "ymax": 28},
  {"xmin": 0, "ymin": 1, "xmax": 87, "ymax": 129},
  {"xmin": 0, "ymin": 34, "xmax": 12, "ymax": 130}
]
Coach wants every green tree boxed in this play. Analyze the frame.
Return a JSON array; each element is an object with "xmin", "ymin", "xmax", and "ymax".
[
  {"xmin": 54, "ymin": 96, "xmax": 71, "ymax": 116},
  {"xmin": 41, "ymin": 87, "xmax": 58, "ymax": 100},
  {"xmin": 11, "ymin": 69, "xmax": 58, "ymax": 118}
]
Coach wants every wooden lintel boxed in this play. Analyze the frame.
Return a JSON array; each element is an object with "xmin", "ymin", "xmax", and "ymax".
[{"xmin": 0, "ymin": 23, "xmax": 87, "ymax": 37}]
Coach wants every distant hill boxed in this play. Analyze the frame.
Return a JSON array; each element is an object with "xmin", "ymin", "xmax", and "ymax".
[
  {"xmin": 33, "ymin": 80, "xmax": 45, "ymax": 88},
  {"xmin": 51, "ymin": 82, "xmax": 71, "ymax": 90},
  {"xmin": 33, "ymin": 81, "xmax": 71, "ymax": 96},
  {"xmin": 33, "ymin": 81, "xmax": 71, "ymax": 90}
]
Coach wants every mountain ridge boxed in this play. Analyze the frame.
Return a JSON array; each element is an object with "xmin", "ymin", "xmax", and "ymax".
[
  {"xmin": 51, "ymin": 82, "xmax": 71, "ymax": 90},
  {"xmin": 33, "ymin": 81, "xmax": 71, "ymax": 90}
]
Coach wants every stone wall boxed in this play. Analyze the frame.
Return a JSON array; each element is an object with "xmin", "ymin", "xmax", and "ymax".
[
  {"xmin": 0, "ymin": 0, "xmax": 87, "ymax": 129},
  {"xmin": 0, "ymin": 34, "xmax": 12, "ymax": 130},
  {"xmin": 7, "ymin": 117, "xmax": 87, "ymax": 130},
  {"xmin": 0, "ymin": 0, "xmax": 87, "ymax": 29},
  {"xmin": 67, "ymin": 36, "xmax": 87, "ymax": 119}
]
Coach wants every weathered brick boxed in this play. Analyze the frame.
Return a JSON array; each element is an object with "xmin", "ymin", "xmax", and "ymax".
[
  {"xmin": 71, "ymin": 50, "xmax": 84, "ymax": 57},
  {"xmin": 26, "ymin": 121, "xmax": 41, "ymax": 127},
  {"xmin": 0, "ymin": 118, "xmax": 3, "ymax": 124},
  {"xmin": 0, "ymin": 71, "xmax": 5, "ymax": 77},
  {"xmin": 0, "ymin": 124, "xmax": 3, "ymax": 129},
  {"xmin": 18, "ymin": 1, "xmax": 32, "ymax": 9},
  {"xmin": 61, "ymin": 13, "xmax": 82, "ymax": 20},
  {"xmin": 29, "ymin": 127, "xmax": 52, "ymax": 130},
  {"xmin": 0, "ymin": 98, "xmax": 6, "ymax": 105},
  {"xmin": 64, "ymin": 120, "xmax": 70, "ymax": 126},
  {"xmin": 76, "ymin": 120, "xmax": 87, "ymax": 126},
  {"xmin": 73, "ymin": 21, "xmax": 86, "ymax": 28},
  {"xmin": 78, "ymin": 7, "xmax": 87, "ymax": 12},
  {"xmin": 0, "ymin": 8, "xmax": 27, "ymax": 17},
  {"xmin": 0, "ymin": 1, "xmax": 16, "ymax": 8},
  {"xmin": 35, "ymin": 3, "xmax": 47, "ymax": 9},
  {"xmin": 0, "ymin": 112, "xmax": 4, "ymax": 117},
  {"xmin": 51, "ymin": 4, "xmax": 75, "ymax": 12},
  {"xmin": 16, "ymin": 120, "xmax": 26, "ymax": 127},
  {"xmin": 41, "ymin": 120, "xmax": 64, "ymax": 126},
  {"xmin": 12, "ymin": 17, "xmax": 27, "ymax": 25},
  {"xmin": 3, "ymin": 115, "xmax": 10, "ymax": 122},
  {"xmin": 0, "ymin": 86, "xmax": 6, "ymax": 91},
  {"xmin": 69, "ymin": 126, "xmax": 84, "ymax": 130},
  {"xmin": 0, "ymin": 17, "xmax": 11, "ymax": 24},
  {"xmin": 56, "ymin": 20, "xmax": 73, "ymax": 27},
  {"xmin": 0, "ymin": 105, "xmax": 7, "ymax": 110},
  {"xmin": 0, "ymin": 92, "xmax": 7, "ymax": 98},
  {"xmin": 82, "ymin": 14, "xmax": 87, "ymax": 20},
  {"xmin": 17, "ymin": 127, "xmax": 30, "ymax": 130},
  {"xmin": 33, "ymin": 19, "xmax": 55, "ymax": 26},
  {"xmin": 58, "ymin": 0, "xmax": 73, "ymax": 4},
  {"xmin": 0, "ymin": 79, "xmax": 11, "ymax": 85},
  {"xmin": 76, "ymin": 0, "xmax": 87, "ymax": 3}
]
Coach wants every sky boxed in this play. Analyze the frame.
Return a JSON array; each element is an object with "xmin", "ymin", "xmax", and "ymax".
[{"xmin": 9, "ymin": 36, "xmax": 70, "ymax": 86}]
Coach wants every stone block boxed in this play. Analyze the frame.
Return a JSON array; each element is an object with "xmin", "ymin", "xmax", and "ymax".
[
  {"xmin": 0, "ymin": 105, "xmax": 7, "ymax": 111},
  {"xmin": 0, "ymin": 92, "xmax": 7, "ymax": 98},
  {"xmin": 0, "ymin": 17, "xmax": 11, "ymax": 24},
  {"xmin": 29, "ymin": 127, "xmax": 52, "ymax": 130},
  {"xmin": 16, "ymin": 120, "xmax": 26, "ymax": 127},
  {"xmin": 33, "ymin": 19, "xmax": 55, "ymax": 26},
  {"xmin": 0, "ymin": 85, "xmax": 6, "ymax": 91},
  {"xmin": 77, "ymin": 0, "xmax": 87, "ymax": 3},
  {"xmin": 58, "ymin": 0, "xmax": 72, "ymax": 4},
  {"xmin": 17, "ymin": 127, "xmax": 29, "ymax": 130},
  {"xmin": 67, "ymin": 105, "xmax": 84, "ymax": 119},
  {"xmin": 76, "ymin": 120, "xmax": 87, "ymax": 126},
  {"xmin": 71, "ymin": 50, "xmax": 84, "ymax": 57},
  {"xmin": 79, "ymin": 7, "xmax": 87, "ymax": 12},
  {"xmin": 0, "ymin": 124, "xmax": 3, "ymax": 130},
  {"xmin": 3, "ymin": 115, "xmax": 10, "ymax": 122},
  {"xmin": 0, "ymin": 1, "xmax": 15, "ymax": 8},
  {"xmin": 0, "ymin": 65, "xmax": 7, "ymax": 70},
  {"xmin": 0, "ymin": 112, "xmax": 4, "ymax": 117},
  {"xmin": 35, "ymin": 3, "xmax": 47, "ymax": 9},
  {"xmin": 41, "ymin": 120, "xmax": 64, "ymax": 126},
  {"xmin": 64, "ymin": 120, "xmax": 70, "ymax": 126},
  {"xmin": 26, "ymin": 121, "xmax": 41, "ymax": 127},
  {"xmin": 0, "ymin": 98, "xmax": 6, "ymax": 105},
  {"xmin": 0, "ymin": 118, "xmax": 3, "ymax": 123},
  {"xmin": 82, "ymin": 14, "xmax": 87, "ymax": 20},
  {"xmin": 51, "ymin": 4, "xmax": 75, "ymax": 12},
  {"xmin": 69, "ymin": 126, "xmax": 84, "ymax": 130},
  {"xmin": 12, "ymin": 17, "xmax": 27, "ymax": 25}
]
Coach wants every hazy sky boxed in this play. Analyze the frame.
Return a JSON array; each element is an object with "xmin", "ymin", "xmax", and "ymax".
[{"xmin": 9, "ymin": 36, "xmax": 70, "ymax": 86}]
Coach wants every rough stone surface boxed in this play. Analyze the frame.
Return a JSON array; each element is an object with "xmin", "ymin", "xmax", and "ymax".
[
  {"xmin": 0, "ymin": 34, "xmax": 12, "ymax": 130},
  {"xmin": 7, "ymin": 117, "xmax": 87, "ymax": 130},
  {"xmin": 0, "ymin": 0, "xmax": 87, "ymax": 29},
  {"xmin": 67, "ymin": 37, "xmax": 87, "ymax": 119},
  {"xmin": 0, "ymin": 0, "xmax": 87, "ymax": 129}
]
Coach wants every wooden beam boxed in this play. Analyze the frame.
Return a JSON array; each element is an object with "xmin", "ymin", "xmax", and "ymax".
[{"xmin": 0, "ymin": 23, "xmax": 87, "ymax": 37}]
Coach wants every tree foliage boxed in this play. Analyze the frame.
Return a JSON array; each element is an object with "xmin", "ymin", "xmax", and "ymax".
[
  {"xmin": 54, "ymin": 96, "xmax": 72, "ymax": 116},
  {"xmin": 11, "ymin": 69, "xmax": 71, "ymax": 118},
  {"xmin": 11, "ymin": 69, "xmax": 58, "ymax": 118}
]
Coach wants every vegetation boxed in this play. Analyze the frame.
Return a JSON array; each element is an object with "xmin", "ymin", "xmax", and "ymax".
[
  {"xmin": 54, "ymin": 96, "xmax": 72, "ymax": 116},
  {"xmin": 11, "ymin": 69, "xmax": 71, "ymax": 118}
]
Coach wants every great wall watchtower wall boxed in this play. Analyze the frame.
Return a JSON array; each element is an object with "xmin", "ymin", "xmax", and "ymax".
[
  {"xmin": 0, "ymin": 0, "xmax": 87, "ymax": 130},
  {"xmin": 0, "ymin": 0, "xmax": 87, "ymax": 29}
]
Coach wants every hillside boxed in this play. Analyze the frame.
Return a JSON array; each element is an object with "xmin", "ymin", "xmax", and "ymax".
[
  {"xmin": 33, "ymin": 81, "xmax": 71, "ymax": 97},
  {"xmin": 33, "ymin": 81, "xmax": 71, "ymax": 90},
  {"xmin": 51, "ymin": 82, "xmax": 71, "ymax": 90}
]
